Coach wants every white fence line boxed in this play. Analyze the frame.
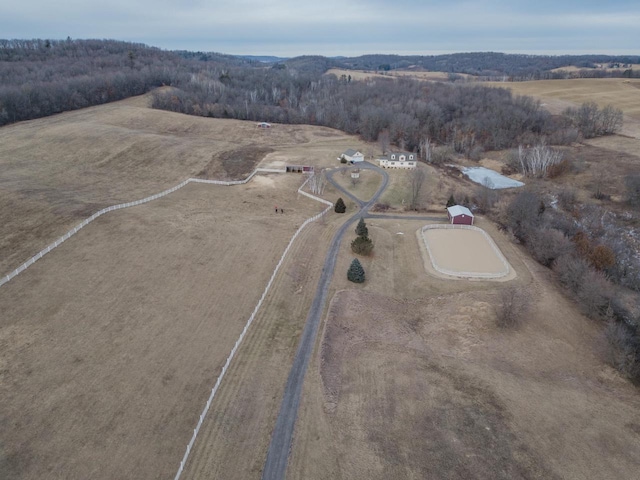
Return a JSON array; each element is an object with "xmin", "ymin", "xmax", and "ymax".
[
  {"xmin": 173, "ymin": 174, "xmax": 333, "ymax": 480},
  {"xmin": 0, "ymin": 168, "xmax": 308, "ymax": 289},
  {"xmin": 421, "ymin": 223, "xmax": 510, "ymax": 279},
  {"xmin": 0, "ymin": 162, "xmax": 335, "ymax": 479}
]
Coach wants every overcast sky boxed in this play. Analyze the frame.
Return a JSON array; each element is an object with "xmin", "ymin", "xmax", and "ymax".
[{"xmin": 1, "ymin": 0, "xmax": 638, "ymax": 57}]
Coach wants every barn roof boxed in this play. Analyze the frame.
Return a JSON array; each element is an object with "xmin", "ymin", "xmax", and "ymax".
[{"xmin": 447, "ymin": 205, "xmax": 474, "ymax": 217}]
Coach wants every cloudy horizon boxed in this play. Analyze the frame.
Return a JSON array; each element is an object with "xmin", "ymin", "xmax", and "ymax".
[{"xmin": 1, "ymin": 1, "xmax": 638, "ymax": 57}]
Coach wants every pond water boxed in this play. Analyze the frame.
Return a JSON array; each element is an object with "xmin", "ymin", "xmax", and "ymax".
[{"xmin": 460, "ymin": 166, "xmax": 524, "ymax": 189}]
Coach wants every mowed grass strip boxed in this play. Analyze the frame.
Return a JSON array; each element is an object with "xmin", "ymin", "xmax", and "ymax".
[{"xmin": 0, "ymin": 177, "xmax": 325, "ymax": 480}]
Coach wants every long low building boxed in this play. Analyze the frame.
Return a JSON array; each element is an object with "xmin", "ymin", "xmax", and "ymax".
[{"xmin": 378, "ymin": 151, "xmax": 417, "ymax": 169}]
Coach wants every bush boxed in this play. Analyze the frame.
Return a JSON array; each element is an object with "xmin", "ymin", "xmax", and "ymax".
[
  {"xmin": 527, "ymin": 228, "xmax": 574, "ymax": 267},
  {"xmin": 340, "ymin": 156, "xmax": 348, "ymax": 164},
  {"xmin": 605, "ymin": 321, "xmax": 640, "ymax": 382},
  {"xmin": 347, "ymin": 258, "xmax": 365, "ymax": 283},
  {"xmin": 446, "ymin": 194, "xmax": 456, "ymax": 208},
  {"xmin": 351, "ymin": 235, "xmax": 374, "ymax": 256},
  {"xmin": 554, "ymin": 254, "xmax": 591, "ymax": 294},
  {"xmin": 626, "ymin": 174, "xmax": 640, "ymax": 207},
  {"xmin": 589, "ymin": 245, "xmax": 616, "ymax": 272},
  {"xmin": 494, "ymin": 286, "xmax": 531, "ymax": 329},
  {"xmin": 355, "ymin": 217, "xmax": 368, "ymax": 237},
  {"xmin": 557, "ymin": 188, "xmax": 578, "ymax": 212},
  {"xmin": 334, "ymin": 197, "xmax": 346, "ymax": 213}
]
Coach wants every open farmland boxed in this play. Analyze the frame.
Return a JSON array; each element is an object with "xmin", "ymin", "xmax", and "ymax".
[
  {"xmin": 2, "ymin": 86, "xmax": 640, "ymax": 480},
  {"xmin": 326, "ymin": 68, "xmax": 466, "ymax": 82},
  {"xmin": 487, "ymin": 78, "xmax": 640, "ymax": 138},
  {"xmin": 288, "ymin": 217, "xmax": 640, "ymax": 480},
  {"xmin": 0, "ymin": 175, "xmax": 333, "ymax": 479},
  {"xmin": 0, "ymin": 95, "xmax": 369, "ymax": 479},
  {"xmin": 0, "ymin": 91, "xmax": 367, "ymax": 275}
]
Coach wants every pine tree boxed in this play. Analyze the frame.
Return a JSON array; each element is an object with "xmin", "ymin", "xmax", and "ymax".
[
  {"xmin": 347, "ymin": 258, "xmax": 365, "ymax": 283},
  {"xmin": 351, "ymin": 235, "xmax": 374, "ymax": 256},
  {"xmin": 446, "ymin": 194, "xmax": 456, "ymax": 208},
  {"xmin": 334, "ymin": 197, "xmax": 346, "ymax": 213},
  {"xmin": 355, "ymin": 217, "xmax": 368, "ymax": 237}
]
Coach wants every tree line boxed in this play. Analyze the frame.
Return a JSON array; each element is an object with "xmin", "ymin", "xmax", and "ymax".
[
  {"xmin": 0, "ymin": 38, "xmax": 236, "ymax": 126},
  {"xmin": 152, "ymin": 62, "xmax": 621, "ymax": 155}
]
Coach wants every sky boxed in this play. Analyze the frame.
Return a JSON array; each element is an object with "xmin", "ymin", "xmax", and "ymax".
[{"xmin": 1, "ymin": 0, "xmax": 639, "ymax": 57}]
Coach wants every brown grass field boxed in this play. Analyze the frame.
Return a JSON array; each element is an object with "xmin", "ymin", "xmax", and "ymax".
[
  {"xmin": 0, "ymin": 92, "xmax": 366, "ymax": 276},
  {"xmin": 486, "ymin": 78, "xmax": 640, "ymax": 139},
  {"xmin": 288, "ymin": 217, "xmax": 640, "ymax": 479},
  {"xmin": 1, "ymin": 90, "xmax": 640, "ymax": 480},
  {"xmin": 0, "ymin": 175, "xmax": 334, "ymax": 479},
  {"xmin": 326, "ymin": 68, "xmax": 468, "ymax": 83}
]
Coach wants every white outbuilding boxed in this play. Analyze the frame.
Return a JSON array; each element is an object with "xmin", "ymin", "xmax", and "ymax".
[{"xmin": 339, "ymin": 149, "xmax": 364, "ymax": 163}]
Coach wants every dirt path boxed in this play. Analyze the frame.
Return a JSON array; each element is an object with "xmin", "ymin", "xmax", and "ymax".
[{"xmin": 261, "ymin": 163, "xmax": 388, "ymax": 480}]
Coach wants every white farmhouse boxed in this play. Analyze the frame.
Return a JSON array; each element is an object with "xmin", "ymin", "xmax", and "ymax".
[
  {"xmin": 339, "ymin": 149, "xmax": 364, "ymax": 163},
  {"xmin": 378, "ymin": 151, "xmax": 417, "ymax": 169}
]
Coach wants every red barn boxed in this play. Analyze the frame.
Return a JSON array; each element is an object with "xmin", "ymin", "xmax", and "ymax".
[{"xmin": 447, "ymin": 205, "xmax": 474, "ymax": 225}]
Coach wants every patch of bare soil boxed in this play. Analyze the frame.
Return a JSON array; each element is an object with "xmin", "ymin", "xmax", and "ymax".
[{"xmin": 197, "ymin": 146, "xmax": 275, "ymax": 179}]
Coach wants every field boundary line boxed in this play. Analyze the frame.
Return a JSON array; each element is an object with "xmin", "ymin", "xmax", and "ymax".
[
  {"xmin": 173, "ymin": 175, "xmax": 332, "ymax": 480},
  {"xmin": 0, "ymin": 167, "xmax": 290, "ymax": 289},
  {"xmin": 421, "ymin": 223, "xmax": 510, "ymax": 279}
]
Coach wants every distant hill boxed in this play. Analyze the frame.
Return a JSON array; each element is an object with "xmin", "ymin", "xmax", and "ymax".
[
  {"xmin": 331, "ymin": 52, "xmax": 640, "ymax": 79},
  {"xmin": 237, "ymin": 55, "xmax": 289, "ymax": 63}
]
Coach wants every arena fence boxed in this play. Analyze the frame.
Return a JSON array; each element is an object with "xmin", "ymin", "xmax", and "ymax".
[{"xmin": 420, "ymin": 223, "xmax": 510, "ymax": 279}]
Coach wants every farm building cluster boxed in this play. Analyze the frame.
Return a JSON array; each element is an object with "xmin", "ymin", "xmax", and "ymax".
[{"xmin": 338, "ymin": 148, "xmax": 417, "ymax": 169}]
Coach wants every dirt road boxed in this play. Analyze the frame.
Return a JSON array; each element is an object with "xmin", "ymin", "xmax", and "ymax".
[{"xmin": 261, "ymin": 163, "xmax": 388, "ymax": 480}]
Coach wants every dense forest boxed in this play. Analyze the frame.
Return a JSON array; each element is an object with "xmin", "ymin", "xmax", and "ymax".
[
  {"xmin": 0, "ymin": 38, "xmax": 636, "ymax": 129},
  {"xmin": 0, "ymin": 39, "xmax": 196, "ymax": 125}
]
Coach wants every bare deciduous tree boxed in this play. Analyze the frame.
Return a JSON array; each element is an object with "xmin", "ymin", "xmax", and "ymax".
[
  {"xmin": 517, "ymin": 143, "xmax": 564, "ymax": 178},
  {"xmin": 308, "ymin": 169, "xmax": 327, "ymax": 195},
  {"xmin": 409, "ymin": 168, "xmax": 427, "ymax": 210},
  {"xmin": 494, "ymin": 286, "xmax": 531, "ymax": 328}
]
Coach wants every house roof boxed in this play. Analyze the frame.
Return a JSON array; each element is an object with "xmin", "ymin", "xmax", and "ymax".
[
  {"xmin": 447, "ymin": 205, "xmax": 474, "ymax": 217},
  {"xmin": 343, "ymin": 149, "xmax": 362, "ymax": 157}
]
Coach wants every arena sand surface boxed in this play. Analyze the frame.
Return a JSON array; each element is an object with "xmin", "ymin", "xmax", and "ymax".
[{"xmin": 422, "ymin": 227, "xmax": 510, "ymax": 277}]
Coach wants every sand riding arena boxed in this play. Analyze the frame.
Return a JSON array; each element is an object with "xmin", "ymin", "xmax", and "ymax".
[{"xmin": 420, "ymin": 224, "xmax": 514, "ymax": 280}]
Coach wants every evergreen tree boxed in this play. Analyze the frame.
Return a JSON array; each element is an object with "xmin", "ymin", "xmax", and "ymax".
[
  {"xmin": 355, "ymin": 217, "xmax": 368, "ymax": 237},
  {"xmin": 446, "ymin": 194, "xmax": 456, "ymax": 208},
  {"xmin": 351, "ymin": 235, "xmax": 374, "ymax": 256},
  {"xmin": 334, "ymin": 197, "xmax": 346, "ymax": 213},
  {"xmin": 347, "ymin": 258, "xmax": 365, "ymax": 283}
]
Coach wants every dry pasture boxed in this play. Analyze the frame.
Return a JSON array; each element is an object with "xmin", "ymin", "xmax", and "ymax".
[
  {"xmin": 0, "ymin": 174, "xmax": 331, "ymax": 479},
  {"xmin": 0, "ymin": 96, "xmax": 374, "ymax": 479},
  {"xmin": 288, "ymin": 217, "xmax": 640, "ymax": 480},
  {"xmin": 0, "ymin": 92, "xmax": 367, "ymax": 275},
  {"xmin": 486, "ymin": 78, "xmax": 640, "ymax": 139},
  {"xmin": 325, "ymin": 68, "xmax": 463, "ymax": 83}
]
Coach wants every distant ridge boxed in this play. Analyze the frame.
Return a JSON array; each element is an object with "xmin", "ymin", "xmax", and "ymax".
[{"xmin": 238, "ymin": 55, "xmax": 289, "ymax": 63}]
